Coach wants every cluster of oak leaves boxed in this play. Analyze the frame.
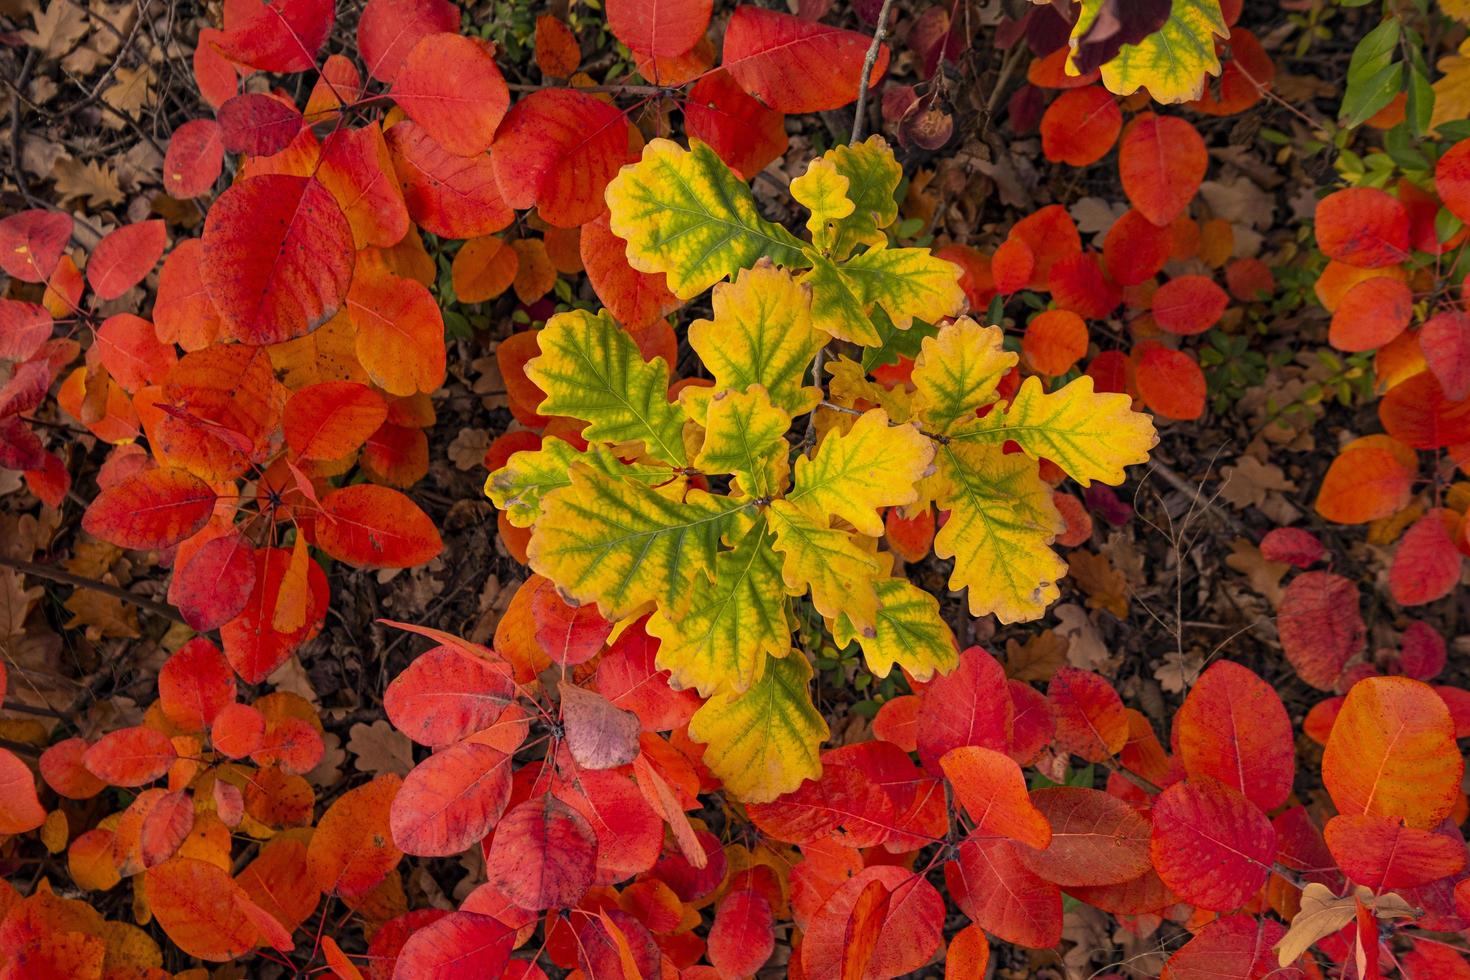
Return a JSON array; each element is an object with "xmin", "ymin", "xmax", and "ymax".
[{"xmin": 1, "ymin": 0, "xmax": 1470, "ymax": 976}]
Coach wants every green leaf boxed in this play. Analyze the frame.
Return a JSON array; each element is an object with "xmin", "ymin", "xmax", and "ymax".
[
  {"xmin": 605, "ymin": 138, "xmax": 808, "ymax": 299},
  {"xmin": 825, "ymin": 136, "xmax": 903, "ymax": 259},
  {"xmin": 691, "ymin": 386, "xmax": 793, "ymax": 500},
  {"xmin": 800, "ymin": 252, "xmax": 881, "ymax": 346},
  {"xmin": 526, "ymin": 309, "xmax": 688, "ymax": 467},
  {"xmin": 687, "ymin": 651, "xmax": 828, "ymax": 803},
  {"xmin": 951, "ymin": 375, "xmax": 1158, "ymax": 487},
  {"xmin": 647, "ymin": 521, "xmax": 792, "ymax": 696},
  {"xmin": 833, "ymin": 576, "xmax": 958, "ymax": 681},
  {"xmin": 486, "ymin": 438, "xmax": 672, "ymax": 527},
  {"xmin": 860, "ymin": 309, "xmax": 937, "ymax": 372},
  {"xmin": 839, "ymin": 245, "xmax": 966, "ymax": 330},
  {"xmin": 529, "ymin": 465, "xmax": 746, "ymax": 620},
  {"xmin": 788, "ymin": 408, "xmax": 934, "ymax": 536}
]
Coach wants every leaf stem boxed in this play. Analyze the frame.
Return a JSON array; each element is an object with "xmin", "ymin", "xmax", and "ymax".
[{"xmin": 850, "ymin": 0, "xmax": 897, "ymax": 144}]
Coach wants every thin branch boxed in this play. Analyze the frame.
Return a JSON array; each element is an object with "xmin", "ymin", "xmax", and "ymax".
[
  {"xmin": 0, "ymin": 555, "xmax": 189, "ymax": 627},
  {"xmin": 850, "ymin": 0, "xmax": 896, "ymax": 143}
]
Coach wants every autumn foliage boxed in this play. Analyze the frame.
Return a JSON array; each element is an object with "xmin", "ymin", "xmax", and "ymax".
[{"xmin": 2, "ymin": 0, "xmax": 1470, "ymax": 977}]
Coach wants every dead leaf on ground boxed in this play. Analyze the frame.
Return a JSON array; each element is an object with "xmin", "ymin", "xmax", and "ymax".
[
  {"xmin": 447, "ymin": 429, "xmax": 491, "ymax": 471},
  {"xmin": 347, "ymin": 720, "xmax": 415, "ymax": 777}
]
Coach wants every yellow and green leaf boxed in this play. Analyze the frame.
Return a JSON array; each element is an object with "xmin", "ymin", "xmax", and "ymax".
[
  {"xmin": 788, "ymin": 408, "xmax": 933, "ymax": 537},
  {"xmin": 685, "ymin": 263, "xmax": 825, "ymax": 417},
  {"xmin": 840, "ymin": 245, "xmax": 966, "ymax": 329},
  {"xmin": 825, "ymin": 136, "xmax": 902, "ymax": 258},
  {"xmin": 932, "ymin": 440, "xmax": 1067, "ymax": 624},
  {"xmin": 953, "ymin": 375, "xmax": 1158, "ymax": 487},
  {"xmin": 529, "ymin": 465, "xmax": 746, "ymax": 620},
  {"xmin": 487, "ymin": 438, "xmax": 672, "ymax": 527},
  {"xmin": 691, "ymin": 386, "xmax": 792, "ymax": 500},
  {"xmin": 911, "ymin": 318, "xmax": 1018, "ymax": 435},
  {"xmin": 527, "ymin": 310, "xmax": 687, "ymax": 467},
  {"xmin": 605, "ymin": 138, "xmax": 807, "ymax": 299},
  {"xmin": 833, "ymin": 576, "xmax": 958, "ymax": 681},
  {"xmin": 790, "ymin": 157, "xmax": 855, "ymax": 254},
  {"xmin": 800, "ymin": 254, "xmax": 881, "ymax": 346},
  {"xmin": 647, "ymin": 521, "xmax": 791, "ymax": 696},
  {"xmin": 1080, "ymin": 0, "xmax": 1229, "ymax": 103},
  {"xmin": 767, "ymin": 499, "xmax": 883, "ymax": 631},
  {"xmin": 687, "ymin": 651, "xmax": 828, "ymax": 802}
]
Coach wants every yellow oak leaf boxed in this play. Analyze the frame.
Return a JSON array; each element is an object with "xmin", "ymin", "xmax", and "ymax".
[
  {"xmin": 528, "ymin": 465, "xmax": 746, "ymax": 620},
  {"xmin": 687, "ymin": 652, "xmax": 828, "ymax": 802},
  {"xmin": 800, "ymin": 253, "xmax": 881, "ymax": 346},
  {"xmin": 911, "ymin": 318, "xmax": 1018, "ymax": 435},
  {"xmin": 1432, "ymin": 39, "xmax": 1470, "ymax": 131},
  {"xmin": 766, "ymin": 499, "xmax": 883, "ymax": 631},
  {"xmin": 932, "ymin": 440, "xmax": 1067, "ymax": 624},
  {"xmin": 684, "ymin": 262, "xmax": 825, "ymax": 418},
  {"xmin": 526, "ymin": 309, "xmax": 687, "ymax": 467},
  {"xmin": 825, "ymin": 136, "xmax": 902, "ymax": 258},
  {"xmin": 832, "ymin": 576, "xmax": 958, "ymax": 681},
  {"xmin": 486, "ymin": 439, "xmax": 670, "ymax": 528},
  {"xmin": 647, "ymin": 521, "xmax": 791, "ymax": 696},
  {"xmin": 790, "ymin": 157, "xmax": 855, "ymax": 253},
  {"xmin": 605, "ymin": 138, "xmax": 807, "ymax": 299},
  {"xmin": 952, "ymin": 375, "xmax": 1157, "ymax": 487},
  {"xmin": 840, "ymin": 245, "xmax": 966, "ymax": 329},
  {"xmin": 691, "ymin": 386, "xmax": 792, "ymax": 500},
  {"xmin": 1081, "ymin": 0, "xmax": 1228, "ymax": 103},
  {"xmin": 788, "ymin": 408, "xmax": 933, "ymax": 537}
]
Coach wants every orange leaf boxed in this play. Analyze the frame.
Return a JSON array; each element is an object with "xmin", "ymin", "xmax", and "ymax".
[
  {"xmin": 82, "ymin": 726, "xmax": 176, "ymax": 787},
  {"xmin": 1175, "ymin": 661, "xmax": 1295, "ymax": 810},
  {"xmin": 392, "ymin": 34, "xmax": 508, "ymax": 157},
  {"xmin": 0, "ymin": 748, "xmax": 45, "ymax": 835},
  {"xmin": 1315, "ymin": 186, "xmax": 1410, "ymax": 269},
  {"xmin": 145, "ymin": 857, "xmax": 267, "ymax": 961},
  {"xmin": 307, "ymin": 773, "xmax": 404, "ymax": 898},
  {"xmin": 940, "ymin": 745, "xmax": 1052, "ymax": 850},
  {"xmin": 81, "ymin": 466, "xmax": 216, "ymax": 550},
  {"xmin": 1325, "ymin": 813, "xmax": 1467, "ymax": 889},
  {"xmin": 284, "ymin": 381, "xmax": 388, "ymax": 461},
  {"xmin": 1315, "ymin": 444, "xmax": 1414, "ymax": 524},
  {"xmin": 722, "ymin": 7, "xmax": 889, "ymax": 114},
  {"xmin": 315, "ymin": 483, "xmax": 443, "ymax": 568},
  {"xmin": 1040, "ymin": 85, "xmax": 1121, "ymax": 166},
  {"xmin": 1019, "ymin": 786, "xmax": 1151, "ymax": 887},
  {"xmin": 1047, "ymin": 667, "xmax": 1127, "ymax": 762},
  {"xmin": 1118, "ymin": 115, "xmax": 1206, "ymax": 227},
  {"xmin": 1149, "ymin": 779, "xmax": 1275, "ymax": 912}
]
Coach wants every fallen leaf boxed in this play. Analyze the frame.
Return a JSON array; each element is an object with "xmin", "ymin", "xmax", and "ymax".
[
  {"xmin": 447, "ymin": 429, "xmax": 492, "ymax": 471},
  {"xmin": 348, "ymin": 720, "xmax": 415, "ymax": 777}
]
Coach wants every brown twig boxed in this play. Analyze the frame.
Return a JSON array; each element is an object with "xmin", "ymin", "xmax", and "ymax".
[
  {"xmin": 0, "ymin": 555, "xmax": 189, "ymax": 627},
  {"xmin": 850, "ymin": 0, "xmax": 896, "ymax": 143}
]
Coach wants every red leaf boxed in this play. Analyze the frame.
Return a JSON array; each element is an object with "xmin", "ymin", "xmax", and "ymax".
[
  {"xmin": 1135, "ymin": 345, "xmax": 1206, "ymax": 421},
  {"xmin": 39, "ymin": 737, "xmax": 106, "ymax": 799},
  {"xmin": 581, "ymin": 212, "xmax": 682, "ymax": 329},
  {"xmin": 0, "ymin": 210, "xmax": 72, "ymax": 283},
  {"xmin": 722, "ymin": 6, "xmax": 890, "ymax": 114},
  {"xmin": 307, "ymin": 774, "xmax": 403, "ymax": 898},
  {"xmin": 158, "ymin": 637, "xmax": 236, "ymax": 732},
  {"xmin": 163, "ymin": 119, "xmax": 225, "ymax": 198},
  {"xmin": 356, "ymin": 0, "xmax": 460, "ymax": 82},
  {"xmin": 218, "ymin": 0, "xmax": 334, "ymax": 73},
  {"xmin": 607, "ymin": 0, "xmax": 712, "ymax": 57},
  {"xmin": 284, "ymin": 381, "xmax": 388, "ymax": 461},
  {"xmin": 1421, "ymin": 311, "xmax": 1470, "ymax": 400},
  {"xmin": 1329, "ymin": 275, "xmax": 1412, "ymax": 351},
  {"xmin": 201, "ymin": 174, "xmax": 355, "ymax": 345},
  {"xmin": 154, "ymin": 239, "xmax": 226, "ymax": 351},
  {"xmin": 83, "ymin": 726, "xmax": 177, "ymax": 787},
  {"xmin": 1322, "ymin": 676, "xmax": 1462, "ymax": 829},
  {"xmin": 1050, "ymin": 251, "xmax": 1121, "ymax": 319},
  {"xmin": 146, "ymin": 857, "xmax": 268, "ymax": 961},
  {"xmin": 1175, "ymin": 661, "xmax": 1295, "ymax": 810},
  {"xmin": 346, "ymin": 265, "xmax": 447, "ymax": 396},
  {"xmin": 1019, "ymin": 787, "xmax": 1151, "ymax": 886},
  {"xmin": 1315, "ymin": 186, "xmax": 1411, "ymax": 269},
  {"xmin": 1381, "ymin": 370, "xmax": 1470, "ymax": 448},
  {"xmin": 390, "ymin": 742, "xmax": 512, "ymax": 856},
  {"xmin": 1022, "ymin": 308, "xmax": 1088, "ymax": 376},
  {"xmin": 490, "ymin": 89, "xmax": 637, "ymax": 228},
  {"xmin": 1040, "ymin": 85, "xmax": 1121, "ymax": 166},
  {"xmin": 1390, "ymin": 510, "xmax": 1463, "ymax": 606},
  {"xmin": 684, "ymin": 69, "xmax": 788, "ymax": 178},
  {"xmin": 392, "ymin": 34, "xmax": 509, "ymax": 156},
  {"xmin": 1150, "ymin": 779, "xmax": 1275, "ymax": 911},
  {"xmin": 1118, "ymin": 114, "xmax": 1206, "ymax": 226},
  {"xmin": 220, "ymin": 545, "xmax": 328, "ymax": 683},
  {"xmin": 915, "ymin": 646, "xmax": 1013, "ymax": 775},
  {"xmin": 1102, "ymin": 208, "xmax": 1172, "ymax": 286},
  {"xmin": 81, "ymin": 466, "xmax": 216, "ymax": 550},
  {"xmin": 946, "ymin": 836, "xmax": 1062, "ymax": 948},
  {"xmin": 1326, "ymin": 813, "xmax": 1467, "ymax": 889},
  {"xmin": 1399, "ymin": 620, "xmax": 1447, "ymax": 680},
  {"xmin": 212, "ymin": 703, "xmax": 266, "ymax": 758},
  {"xmin": 217, "ymin": 93, "xmax": 303, "ymax": 155},
  {"xmin": 746, "ymin": 762, "xmax": 898, "ymax": 847},
  {"xmin": 1436, "ymin": 138, "xmax": 1470, "ymax": 224},
  {"xmin": 0, "ymin": 748, "xmax": 45, "ymax": 835},
  {"xmin": 170, "ymin": 531, "xmax": 257, "ymax": 631},
  {"xmin": 87, "ymin": 220, "xmax": 167, "ymax": 300},
  {"xmin": 484, "ymin": 794, "xmax": 598, "ymax": 911},
  {"xmin": 385, "ymin": 646, "xmax": 516, "ymax": 747},
  {"xmin": 801, "ymin": 866, "xmax": 944, "ymax": 979},
  {"xmin": 1258, "ymin": 527, "xmax": 1325, "ymax": 568},
  {"xmin": 707, "ymin": 889, "xmax": 775, "ymax": 977},
  {"xmin": 1152, "ymin": 275, "xmax": 1229, "ymax": 335},
  {"xmin": 940, "ymin": 746, "xmax": 1052, "ymax": 850},
  {"xmin": 560, "ymin": 684, "xmax": 641, "ymax": 770},
  {"xmin": 555, "ymin": 765, "xmax": 664, "ymax": 881},
  {"xmin": 532, "ymin": 581, "xmax": 612, "ymax": 665},
  {"xmin": 94, "ymin": 313, "xmax": 177, "ymax": 392},
  {"xmin": 318, "ymin": 124, "xmax": 412, "ymax": 249},
  {"xmin": 390, "ymin": 910, "xmax": 515, "ymax": 978},
  {"xmin": 315, "ymin": 484, "xmax": 443, "ymax": 568},
  {"xmin": 594, "ymin": 617, "xmax": 701, "ymax": 731},
  {"xmin": 1048, "ymin": 667, "xmax": 1128, "ymax": 762},
  {"xmin": 0, "ymin": 301, "xmax": 53, "ymax": 361},
  {"xmin": 1277, "ymin": 571, "xmax": 1364, "ymax": 690},
  {"xmin": 1161, "ymin": 914, "xmax": 1293, "ymax": 980},
  {"xmin": 139, "ymin": 790, "xmax": 195, "ymax": 868},
  {"xmin": 386, "ymin": 120, "xmax": 514, "ymax": 238}
]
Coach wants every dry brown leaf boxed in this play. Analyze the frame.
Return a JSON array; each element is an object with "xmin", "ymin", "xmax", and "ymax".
[
  {"xmin": 20, "ymin": 0, "xmax": 88, "ymax": 59},
  {"xmin": 101, "ymin": 65, "xmax": 154, "ymax": 129},
  {"xmin": 0, "ymin": 569, "xmax": 44, "ymax": 638},
  {"xmin": 50, "ymin": 156, "xmax": 124, "ymax": 208},
  {"xmin": 1067, "ymin": 550, "xmax": 1129, "ymax": 618},
  {"xmin": 1224, "ymin": 537, "xmax": 1290, "ymax": 605},
  {"xmin": 347, "ymin": 720, "xmax": 415, "ymax": 777},
  {"xmin": 62, "ymin": 588, "xmax": 140, "ymax": 640},
  {"xmin": 1219, "ymin": 455, "xmax": 1296, "ymax": 510},
  {"xmin": 1003, "ymin": 629, "xmax": 1068, "ymax": 683},
  {"xmin": 1053, "ymin": 603, "xmax": 1112, "ymax": 672},
  {"xmin": 447, "ymin": 428, "xmax": 491, "ymax": 471}
]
